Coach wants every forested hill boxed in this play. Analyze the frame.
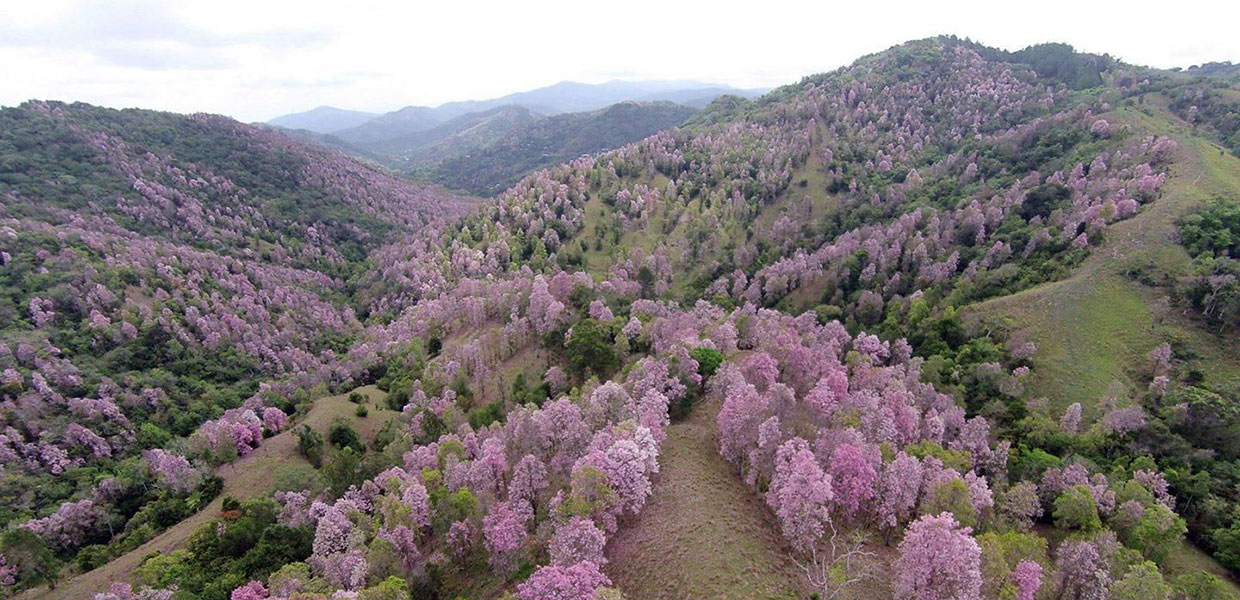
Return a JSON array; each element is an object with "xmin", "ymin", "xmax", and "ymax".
[
  {"xmin": 0, "ymin": 100, "xmax": 473, "ymax": 578},
  {"xmin": 5, "ymin": 36, "xmax": 1240, "ymax": 600}
]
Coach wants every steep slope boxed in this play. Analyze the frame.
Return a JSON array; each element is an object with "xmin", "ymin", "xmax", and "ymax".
[
  {"xmin": 21, "ymin": 385, "xmax": 397, "ymax": 600},
  {"xmin": 970, "ymin": 95, "xmax": 1240, "ymax": 562},
  {"xmin": 266, "ymin": 106, "xmax": 380, "ymax": 134},
  {"xmin": 604, "ymin": 392, "xmax": 805, "ymax": 599}
]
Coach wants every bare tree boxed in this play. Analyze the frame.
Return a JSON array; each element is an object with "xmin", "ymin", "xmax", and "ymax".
[{"xmin": 793, "ymin": 521, "xmax": 876, "ymax": 600}]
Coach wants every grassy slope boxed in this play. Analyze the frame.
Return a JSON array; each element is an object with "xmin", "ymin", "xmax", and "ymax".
[
  {"xmin": 605, "ymin": 393, "xmax": 807, "ymax": 599},
  {"xmin": 969, "ymin": 99, "xmax": 1240, "ymax": 586},
  {"xmin": 22, "ymin": 387, "xmax": 399, "ymax": 600},
  {"xmin": 969, "ymin": 99, "xmax": 1240, "ymax": 415}
]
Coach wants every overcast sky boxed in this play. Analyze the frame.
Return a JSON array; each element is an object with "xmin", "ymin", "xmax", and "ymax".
[{"xmin": 2, "ymin": 0, "xmax": 1237, "ymax": 123}]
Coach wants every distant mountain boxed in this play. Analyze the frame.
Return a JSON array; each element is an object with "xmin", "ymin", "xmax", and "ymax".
[
  {"xmin": 639, "ymin": 86, "xmax": 771, "ymax": 108},
  {"xmin": 277, "ymin": 87, "xmax": 709, "ymax": 196},
  {"xmin": 424, "ymin": 100, "xmax": 699, "ymax": 196},
  {"xmin": 426, "ymin": 80, "xmax": 766, "ymax": 121},
  {"xmin": 366, "ymin": 104, "xmax": 544, "ymax": 161},
  {"xmin": 332, "ymin": 105, "xmax": 443, "ymax": 146},
  {"xmin": 273, "ymin": 80, "xmax": 767, "ymax": 148},
  {"xmin": 266, "ymin": 105, "xmax": 379, "ymax": 133}
]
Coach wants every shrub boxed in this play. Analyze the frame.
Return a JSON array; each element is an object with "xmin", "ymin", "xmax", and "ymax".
[
  {"xmin": 294, "ymin": 425, "xmax": 325, "ymax": 468},
  {"xmin": 328, "ymin": 419, "xmax": 363, "ymax": 452}
]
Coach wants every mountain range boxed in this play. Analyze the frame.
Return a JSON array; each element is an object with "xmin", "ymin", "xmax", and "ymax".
[{"xmin": 266, "ymin": 79, "xmax": 767, "ymax": 136}]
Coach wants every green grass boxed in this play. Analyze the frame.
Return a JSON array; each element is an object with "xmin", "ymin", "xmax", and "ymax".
[
  {"xmin": 970, "ymin": 100, "xmax": 1240, "ymax": 413},
  {"xmin": 1165, "ymin": 540, "xmax": 1240, "ymax": 585}
]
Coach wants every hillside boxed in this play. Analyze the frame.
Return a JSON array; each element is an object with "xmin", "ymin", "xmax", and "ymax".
[
  {"xmin": 421, "ymin": 101, "xmax": 699, "ymax": 196},
  {"xmin": 0, "ymin": 100, "xmax": 473, "ymax": 593},
  {"xmin": 282, "ymin": 100, "xmax": 699, "ymax": 197},
  {"xmin": 5, "ymin": 37, "xmax": 1240, "ymax": 600}
]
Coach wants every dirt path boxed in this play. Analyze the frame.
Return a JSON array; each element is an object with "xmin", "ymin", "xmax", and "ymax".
[
  {"xmin": 605, "ymin": 395, "xmax": 805, "ymax": 599},
  {"xmin": 21, "ymin": 386, "xmax": 396, "ymax": 600}
]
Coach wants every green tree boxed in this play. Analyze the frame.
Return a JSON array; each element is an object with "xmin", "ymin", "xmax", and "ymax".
[
  {"xmin": 323, "ymin": 447, "xmax": 365, "ymax": 496},
  {"xmin": 637, "ymin": 266, "xmax": 655, "ymax": 299},
  {"xmin": 1111, "ymin": 561, "xmax": 1172, "ymax": 600},
  {"xmin": 294, "ymin": 424, "xmax": 324, "ymax": 468},
  {"xmin": 977, "ymin": 531, "xmax": 1049, "ymax": 600},
  {"xmin": 1129, "ymin": 505, "xmax": 1186, "ymax": 565},
  {"xmin": 2, "ymin": 528, "xmax": 61, "ymax": 590},
  {"xmin": 923, "ymin": 478, "xmax": 979, "ymax": 529},
  {"xmin": 690, "ymin": 347, "xmax": 724, "ymax": 379},
  {"xmin": 328, "ymin": 418, "xmax": 364, "ymax": 452},
  {"xmin": 566, "ymin": 319, "xmax": 618, "ymax": 378},
  {"xmin": 361, "ymin": 576, "xmax": 409, "ymax": 600},
  {"xmin": 1052, "ymin": 485, "xmax": 1101, "ymax": 533},
  {"xmin": 1215, "ymin": 523, "xmax": 1240, "ymax": 573},
  {"xmin": 1172, "ymin": 572, "xmax": 1238, "ymax": 600}
]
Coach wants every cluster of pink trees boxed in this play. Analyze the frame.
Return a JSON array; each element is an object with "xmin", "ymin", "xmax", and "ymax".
[
  {"xmin": 224, "ymin": 340, "xmax": 689, "ymax": 598},
  {"xmin": 696, "ymin": 305, "xmax": 1188, "ymax": 599},
  {"xmin": 19, "ymin": 499, "xmax": 107, "ymax": 551},
  {"xmin": 188, "ymin": 405, "xmax": 287, "ymax": 461}
]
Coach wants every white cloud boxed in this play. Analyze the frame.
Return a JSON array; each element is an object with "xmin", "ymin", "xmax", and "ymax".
[{"xmin": 1, "ymin": 0, "xmax": 1237, "ymax": 122}]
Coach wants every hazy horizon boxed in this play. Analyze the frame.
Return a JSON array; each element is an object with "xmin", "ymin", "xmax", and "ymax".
[{"xmin": 3, "ymin": 0, "xmax": 1238, "ymax": 122}]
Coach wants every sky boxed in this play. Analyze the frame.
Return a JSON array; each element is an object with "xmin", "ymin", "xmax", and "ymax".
[{"xmin": 2, "ymin": 0, "xmax": 1238, "ymax": 123}]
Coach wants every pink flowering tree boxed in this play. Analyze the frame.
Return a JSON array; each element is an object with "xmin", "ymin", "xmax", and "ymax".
[
  {"xmin": 483, "ymin": 500, "xmax": 528, "ymax": 573},
  {"xmin": 895, "ymin": 513, "xmax": 982, "ymax": 600},
  {"xmin": 1011, "ymin": 559, "xmax": 1043, "ymax": 600},
  {"xmin": 549, "ymin": 516, "xmax": 607, "ymax": 566},
  {"xmin": 828, "ymin": 443, "xmax": 878, "ymax": 521},
  {"xmin": 517, "ymin": 561, "xmax": 612, "ymax": 600}
]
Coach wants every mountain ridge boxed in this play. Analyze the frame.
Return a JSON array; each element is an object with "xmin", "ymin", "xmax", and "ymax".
[{"xmin": 267, "ymin": 79, "xmax": 767, "ymax": 143}]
